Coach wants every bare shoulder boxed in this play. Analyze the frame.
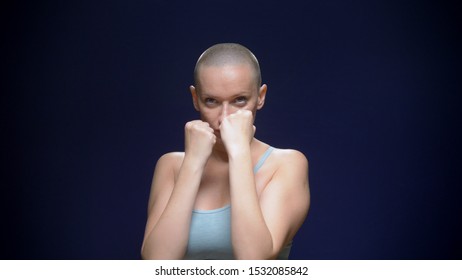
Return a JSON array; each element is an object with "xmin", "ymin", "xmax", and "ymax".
[
  {"xmin": 271, "ymin": 148, "xmax": 309, "ymax": 173},
  {"xmin": 151, "ymin": 152, "xmax": 185, "ymax": 186},
  {"xmin": 156, "ymin": 152, "xmax": 184, "ymax": 169},
  {"xmin": 258, "ymin": 146, "xmax": 309, "ymax": 197},
  {"xmin": 260, "ymin": 147, "xmax": 309, "ymax": 200},
  {"xmin": 259, "ymin": 147, "xmax": 310, "ymax": 245},
  {"xmin": 152, "ymin": 152, "xmax": 185, "ymax": 180},
  {"xmin": 147, "ymin": 152, "xmax": 184, "ymax": 211}
]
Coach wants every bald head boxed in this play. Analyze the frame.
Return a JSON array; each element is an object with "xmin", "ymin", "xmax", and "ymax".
[{"xmin": 193, "ymin": 43, "xmax": 262, "ymax": 89}]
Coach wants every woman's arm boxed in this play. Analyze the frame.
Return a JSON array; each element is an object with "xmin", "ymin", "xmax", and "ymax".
[
  {"xmin": 257, "ymin": 150, "xmax": 309, "ymax": 258},
  {"xmin": 141, "ymin": 121, "xmax": 216, "ymax": 259},
  {"xmin": 228, "ymin": 147, "xmax": 309, "ymax": 259},
  {"xmin": 228, "ymin": 146, "xmax": 274, "ymax": 259},
  {"xmin": 221, "ymin": 110, "xmax": 310, "ymax": 259}
]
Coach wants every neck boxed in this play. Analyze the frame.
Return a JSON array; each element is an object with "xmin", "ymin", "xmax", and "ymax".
[{"xmin": 211, "ymin": 140, "xmax": 228, "ymax": 162}]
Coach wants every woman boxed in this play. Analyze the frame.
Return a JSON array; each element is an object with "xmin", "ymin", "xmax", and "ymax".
[{"xmin": 141, "ymin": 43, "xmax": 310, "ymax": 259}]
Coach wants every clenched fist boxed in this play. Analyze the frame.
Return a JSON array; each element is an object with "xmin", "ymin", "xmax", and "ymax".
[
  {"xmin": 184, "ymin": 120, "xmax": 216, "ymax": 165},
  {"xmin": 219, "ymin": 110, "xmax": 255, "ymax": 156}
]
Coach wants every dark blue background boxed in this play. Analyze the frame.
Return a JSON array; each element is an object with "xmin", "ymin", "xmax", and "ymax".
[{"xmin": 2, "ymin": 0, "xmax": 461, "ymax": 259}]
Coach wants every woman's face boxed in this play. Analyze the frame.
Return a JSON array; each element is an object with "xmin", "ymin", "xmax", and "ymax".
[{"xmin": 190, "ymin": 64, "xmax": 267, "ymax": 137}]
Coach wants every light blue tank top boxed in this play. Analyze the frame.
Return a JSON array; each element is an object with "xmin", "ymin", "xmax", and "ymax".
[{"xmin": 184, "ymin": 147, "xmax": 293, "ymax": 259}]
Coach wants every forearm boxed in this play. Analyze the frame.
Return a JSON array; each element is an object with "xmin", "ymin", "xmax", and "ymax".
[
  {"xmin": 229, "ymin": 147, "xmax": 274, "ymax": 259},
  {"xmin": 142, "ymin": 157, "xmax": 204, "ymax": 259}
]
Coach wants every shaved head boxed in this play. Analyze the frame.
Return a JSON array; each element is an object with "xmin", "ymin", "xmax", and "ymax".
[{"xmin": 193, "ymin": 43, "xmax": 262, "ymax": 89}]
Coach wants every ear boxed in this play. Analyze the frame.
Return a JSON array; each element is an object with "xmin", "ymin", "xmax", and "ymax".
[
  {"xmin": 190, "ymin": 85, "xmax": 200, "ymax": 111},
  {"xmin": 257, "ymin": 84, "xmax": 267, "ymax": 110}
]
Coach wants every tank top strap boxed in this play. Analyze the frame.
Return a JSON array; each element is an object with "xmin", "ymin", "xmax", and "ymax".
[{"xmin": 253, "ymin": 147, "xmax": 274, "ymax": 173}]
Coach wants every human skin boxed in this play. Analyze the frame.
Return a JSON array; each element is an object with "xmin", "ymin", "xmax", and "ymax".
[{"xmin": 141, "ymin": 63, "xmax": 310, "ymax": 259}]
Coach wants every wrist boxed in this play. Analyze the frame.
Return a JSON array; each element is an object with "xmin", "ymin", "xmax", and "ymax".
[
  {"xmin": 227, "ymin": 144, "xmax": 251, "ymax": 160},
  {"xmin": 183, "ymin": 152, "xmax": 208, "ymax": 170}
]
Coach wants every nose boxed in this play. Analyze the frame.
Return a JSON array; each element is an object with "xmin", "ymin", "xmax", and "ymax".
[{"xmin": 218, "ymin": 103, "xmax": 230, "ymax": 126}]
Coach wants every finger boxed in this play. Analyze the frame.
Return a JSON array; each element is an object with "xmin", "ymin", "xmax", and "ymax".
[
  {"xmin": 195, "ymin": 122, "xmax": 214, "ymax": 134},
  {"xmin": 199, "ymin": 122, "xmax": 214, "ymax": 133},
  {"xmin": 236, "ymin": 109, "xmax": 250, "ymax": 114}
]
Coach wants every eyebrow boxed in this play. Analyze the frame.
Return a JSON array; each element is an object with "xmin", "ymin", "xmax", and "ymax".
[{"xmin": 200, "ymin": 92, "xmax": 252, "ymax": 99}]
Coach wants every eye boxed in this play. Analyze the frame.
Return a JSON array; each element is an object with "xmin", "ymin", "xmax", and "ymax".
[
  {"xmin": 234, "ymin": 96, "xmax": 247, "ymax": 105},
  {"xmin": 204, "ymin": 98, "xmax": 217, "ymax": 105}
]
